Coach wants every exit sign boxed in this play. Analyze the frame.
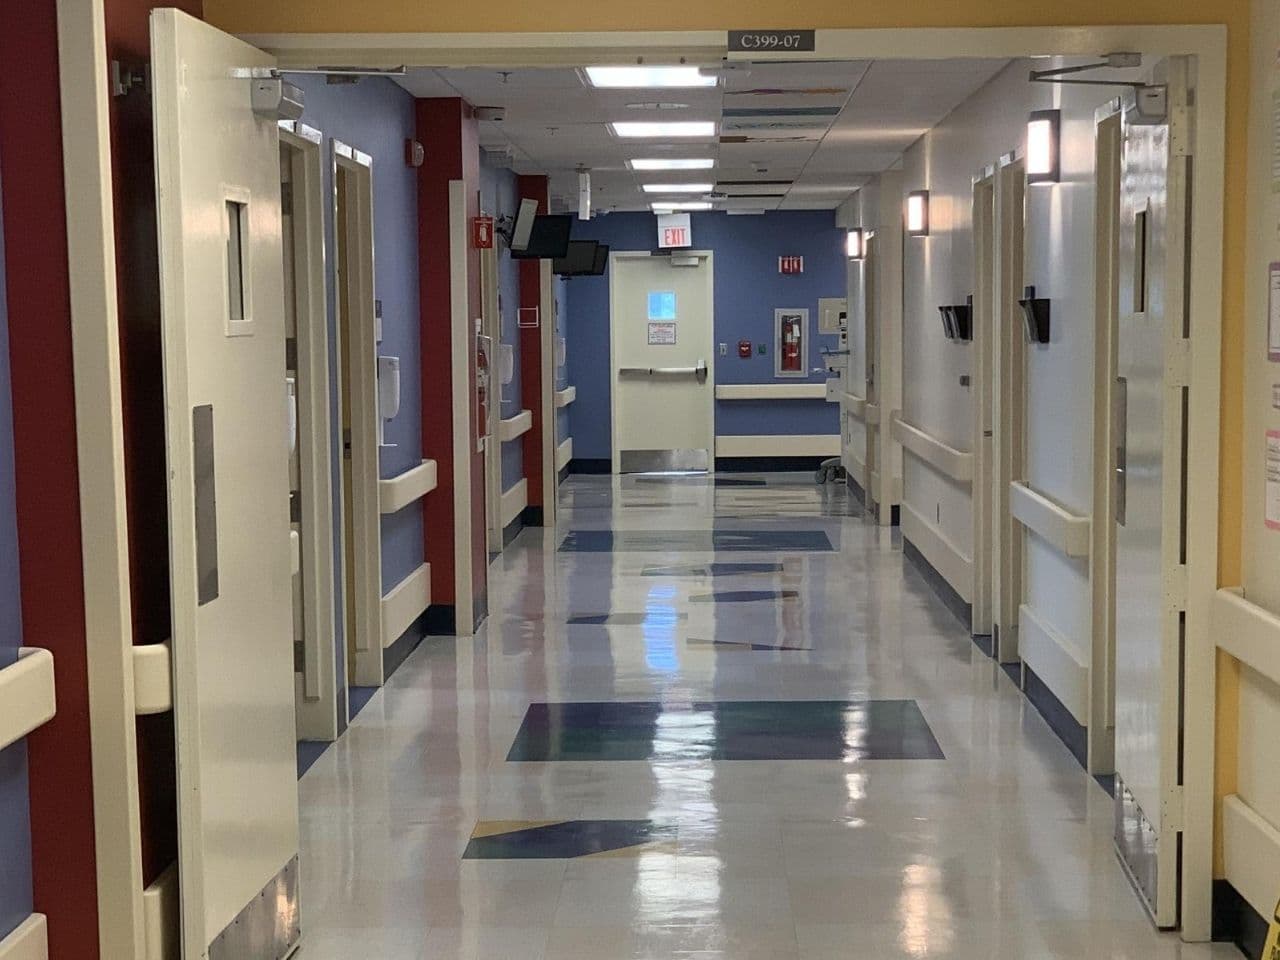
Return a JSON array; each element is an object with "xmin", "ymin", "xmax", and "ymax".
[
  {"xmin": 779, "ymin": 255, "xmax": 805, "ymax": 274},
  {"xmin": 657, "ymin": 213, "xmax": 692, "ymax": 249}
]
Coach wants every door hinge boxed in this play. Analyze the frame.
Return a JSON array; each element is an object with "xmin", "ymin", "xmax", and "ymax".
[
  {"xmin": 1170, "ymin": 105, "xmax": 1194, "ymax": 158},
  {"xmin": 280, "ymin": 181, "xmax": 294, "ymax": 218},
  {"xmin": 1167, "ymin": 338, "xmax": 1191, "ymax": 388},
  {"xmin": 1167, "ymin": 563, "xmax": 1189, "ymax": 611},
  {"xmin": 1163, "ymin": 784, "xmax": 1184, "ymax": 832},
  {"xmin": 342, "ymin": 429, "xmax": 353, "ymax": 459},
  {"xmin": 111, "ymin": 61, "xmax": 149, "ymax": 98}
]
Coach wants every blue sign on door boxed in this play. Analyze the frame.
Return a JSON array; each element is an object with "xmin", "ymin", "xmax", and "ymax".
[{"xmin": 647, "ymin": 291, "xmax": 677, "ymax": 321}]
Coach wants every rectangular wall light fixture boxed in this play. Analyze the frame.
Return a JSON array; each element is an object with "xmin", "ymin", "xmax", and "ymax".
[
  {"xmin": 846, "ymin": 228, "xmax": 865, "ymax": 260},
  {"xmin": 1026, "ymin": 109, "xmax": 1061, "ymax": 184},
  {"xmin": 906, "ymin": 190, "xmax": 930, "ymax": 237}
]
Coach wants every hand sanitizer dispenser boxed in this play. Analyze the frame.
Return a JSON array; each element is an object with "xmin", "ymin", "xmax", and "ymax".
[{"xmin": 378, "ymin": 356, "xmax": 401, "ymax": 421}]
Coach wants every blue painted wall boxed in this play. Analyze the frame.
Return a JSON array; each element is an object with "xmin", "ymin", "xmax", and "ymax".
[
  {"xmin": 292, "ymin": 76, "xmax": 424, "ymax": 602},
  {"xmin": 0, "ymin": 158, "xmax": 34, "ymax": 941},
  {"xmin": 479, "ymin": 164, "xmax": 525, "ymax": 494},
  {"xmin": 565, "ymin": 211, "xmax": 843, "ymax": 459}
]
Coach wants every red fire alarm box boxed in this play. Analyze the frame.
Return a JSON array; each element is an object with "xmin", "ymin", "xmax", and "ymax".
[
  {"xmin": 738, "ymin": 339, "xmax": 752, "ymax": 359},
  {"xmin": 473, "ymin": 216, "xmax": 495, "ymax": 249},
  {"xmin": 778, "ymin": 255, "xmax": 805, "ymax": 275}
]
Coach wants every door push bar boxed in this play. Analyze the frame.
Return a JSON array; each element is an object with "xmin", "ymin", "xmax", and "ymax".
[{"xmin": 619, "ymin": 360, "xmax": 708, "ymax": 384}]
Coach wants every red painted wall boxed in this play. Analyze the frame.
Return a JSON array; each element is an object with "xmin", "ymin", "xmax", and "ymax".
[
  {"xmin": 0, "ymin": 5, "xmax": 100, "ymax": 957},
  {"xmin": 416, "ymin": 98, "xmax": 488, "ymax": 622},
  {"xmin": 517, "ymin": 177, "xmax": 549, "ymax": 516}
]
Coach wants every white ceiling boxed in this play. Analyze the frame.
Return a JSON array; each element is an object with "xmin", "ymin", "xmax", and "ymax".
[{"xmin": 396, "ymin": 58, "xmax": 1008, "ymax": 214}]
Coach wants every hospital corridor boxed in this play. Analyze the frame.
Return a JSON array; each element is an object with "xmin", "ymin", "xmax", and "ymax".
[{"xmin": 0, "ymin": 1, "xmax": 1278, "ymax": 959}]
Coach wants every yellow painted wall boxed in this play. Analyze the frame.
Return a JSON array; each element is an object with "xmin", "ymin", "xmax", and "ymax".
[{"xmin": 205, "ymin": 0, "xmax": 1254, "ymax": 878}]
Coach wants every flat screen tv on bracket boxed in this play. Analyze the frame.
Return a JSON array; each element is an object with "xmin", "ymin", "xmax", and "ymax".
[
  {"xmin": 509, "ymin": 198, "xmax": 539, "ymax": 252},
  {"xmin": 589, "ymin": 244, "xmax": 610, "ymax": 276},
  {"xmin": 511, "ymin": 214, "xmax": 573, "ymax": 260},
  {"xmin": 553, "ymin": 240, "xmax": 600, "ymax": 276}
]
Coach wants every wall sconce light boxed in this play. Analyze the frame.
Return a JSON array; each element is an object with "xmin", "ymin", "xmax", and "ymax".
[
  {"xmin": 846, "ymin": 227, "xmax": 866, "ymax": 260},
  {"xmin": 1018, "ymin": 285, "xmax": 1052, "ymax": 343},
  {"xmin": 937, "ymin": 295, "xmax": 973, "ymax": 342},
  {"xmin": 1026, "ymin": 109, "xmax": 1061, "ymax": 184},
  {"xmin": 906, "ymin": 190, "xmax": 930, "ymax": 236}
]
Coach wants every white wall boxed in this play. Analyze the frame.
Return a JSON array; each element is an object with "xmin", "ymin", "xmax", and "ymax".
[{"xmin": 899, "ymin": 58, "xmax": 1118, "ymax": 699}]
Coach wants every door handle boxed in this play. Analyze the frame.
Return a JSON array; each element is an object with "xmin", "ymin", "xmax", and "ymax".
[{"xmin": 620, "ymin": 360, "xmax": 708, "ymax": 384}]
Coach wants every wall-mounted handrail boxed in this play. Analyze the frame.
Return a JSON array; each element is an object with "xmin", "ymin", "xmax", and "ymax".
[
  {"xmin": 499, "ymin": 409, "xmax": 533, "ymax": 441},
  {"xmin": 863, "ymin": 401, "xmax": 881, "ymax": 425},
  {"xmin": 554, "ymin": 385, "xmax": 577, "ymax": 408},
  {"xmin": 555, "ymin": 437, "xmax": 573, "ymax": 472},
  {"xmin": 843, "ymin": 391, "xmax": 867, "ymax": 419},
  {"xmin": 1214, "ymin": 588, "xmax": 1280, "ymax": 689},
  {"xmin": 1009, "ymin": 481, "xmax": 1091, "ymax": 559},
  {"xmin": 0, "ymin": 647, "xmax": 56, "ymax": 752},
  {"xmin": 890, "ymin": 414, "xmax": 973, "ymax": 484},
  {"xmin": 133, "ymin": 642, "xmax": 172, "ymax": 716},
  {"xmin": 716, "ymin": 383, "xmax": 828, "ymax": 401},
  {"xmin": 379, "ymin": 459, "xmax": 437, "ymax": 515}
]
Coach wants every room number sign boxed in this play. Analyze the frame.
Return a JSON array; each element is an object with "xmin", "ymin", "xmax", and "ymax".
[{"xmin": 728, "ymin": 30, "xmax": 816, "ymax": 52}]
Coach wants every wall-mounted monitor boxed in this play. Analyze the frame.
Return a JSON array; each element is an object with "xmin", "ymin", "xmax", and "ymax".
[
  {"xmin": 509, "ymin": 198, "xmax": 539, "ymax": 252},
  {"xmin": 589, "ymin": 244, "xmax": 610, "ymax": 276},
  {"xmin": 511, "ymin": 214, "xmax": 573, "ymax": 260},
  {"xmin": 553, "ymin": 240, "xmax": 600, "ymax": 276}
]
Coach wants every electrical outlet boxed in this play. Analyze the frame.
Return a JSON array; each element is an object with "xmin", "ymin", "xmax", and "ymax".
[
  {"xmin": 757, "ymin": 343, "xmax": 767, "ymax": 356},
  {"xmin": 719, "ymin": 343, "xmax": 727, "ymax": 357}
]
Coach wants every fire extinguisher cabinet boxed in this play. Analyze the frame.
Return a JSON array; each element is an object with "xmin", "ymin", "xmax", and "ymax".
[{"xmin": 774, "ymin": 308, "xmax": 809, "ymax": 378}]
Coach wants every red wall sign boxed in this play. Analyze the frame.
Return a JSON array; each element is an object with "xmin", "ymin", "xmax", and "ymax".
[
  {"xmin": 472, "ymin": 215, "xmax": 494, "ymax": 249},
  {"xmin": 779, "ymin": 255, "xmax": 805, "ymax": 275}
]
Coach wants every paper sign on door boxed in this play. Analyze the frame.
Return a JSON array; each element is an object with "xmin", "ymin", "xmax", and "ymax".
[
  {"xmin": 648, "ymin": 322, "xmax": 677, "ymax": 345},
  {"xmin": 1270, "ymin": 264, "xmax": 1280, "ymax": 361}
]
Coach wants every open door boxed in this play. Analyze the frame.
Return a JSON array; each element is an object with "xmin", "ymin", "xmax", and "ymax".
[
  {"xmin": 1112, "ymin": 59, "xmax": 1191, "ymax": 929},
  {"xmin": 151, "ymin": 10, "xmax": 300, "ymax": 958}
]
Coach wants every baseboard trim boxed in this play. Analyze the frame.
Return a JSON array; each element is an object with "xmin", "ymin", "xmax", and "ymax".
[
  {"xmin": 520, "ymin": 505, "xmax": 545, "ymax": 528},
  {"xmin": 568, "ymin": 458, "xmax": 611, "ymax": 475},
  {"xmin": 502, "ymin": 514, "xmax": 525, "ymax": 548},
  {"xmin": 383, "ymin": 611, "xmax": 426, "ymax": 679},
  {"xmin": 1213, "ymin": 879, "xmax": 1269, "ymax": 960},
  {"xmin": 1023, "ymin": 663, "xmax": 1088, "ymax": 769},
  {"xmin": 424, "ymin": 604, "xmax": 457, "ymax": 636},
  {"xmin": 902, "ymin": 535, "xmax": 972, "ymax": 631},
  {"xmin": 714, "ymin": 456, "xmax": 829, "ymax": 473}
]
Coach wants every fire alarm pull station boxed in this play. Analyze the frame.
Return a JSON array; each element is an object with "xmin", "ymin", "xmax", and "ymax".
[
  {"xmin": 473, "ymin": 216, "xmax": 495, "ymax": 249},
  {"xmin": 738, "ymin": 340, "xmax": 752, "ymax": 359}
]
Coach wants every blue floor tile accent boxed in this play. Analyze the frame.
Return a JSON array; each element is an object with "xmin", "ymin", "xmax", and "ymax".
[
  {"xmin": 559, "ymin": 529, "xmax": 833, "ymax": 553},
  {"xmin": 507, "ymin": 700, "xmax": 945, "ymax": 762},
  {"xmin": 462, "ymin": 820, "xmax": 675, "ymax": 860},
  {"xmin": 567, "ymin": 612, "xmax": 690, "ymax": 625},
  {"xmin": 687, "ymin": 589, "xmax": 799, "ymax": 603},
  {"xmin": 641, "ymin": 562, "xmax": 785, "ymax": 577}
]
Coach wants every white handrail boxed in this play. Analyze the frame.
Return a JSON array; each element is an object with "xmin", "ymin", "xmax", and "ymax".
[
  {"xmin": 499, "ymin": 409, "xmax": 533, "ymax": 441},
  {"xmin": 843, "ymin": 391, "xmax": 867, "ymax": 419},
  {"xmin": 1009, "ymin": 481, "xmax": 1091, "ymax": 559},
  {"xmin": 716, "ymin": 383, "xmax": 828, "ymax": 401},
  {"xmin": 1214, "ymin": 588, "xmax": 1280, "ymax": 689},
  {"xmin": 555, "ymin": 437, "xmax": 573, "ymax": 472},
  {"xmin": 0, "ymin": 647, "xmax": 56, "ymax": 752},
  {"xmin": 890, "ymin": 415, "xmax": 973, "ymax": 484},
  {"xmin": 133, "ymin": 642, "xmax": 173, "ymax": 716},
  {"xmin": 379, "ymin": 459, "xmax": 437, "ymax": 515},
  {"xmin": 863, "ymin": 401, "xmax": 881, "ymax": 425},
  {"xmin": 554, "ymin": 385, "xmax": 577, "ymax": 408}
]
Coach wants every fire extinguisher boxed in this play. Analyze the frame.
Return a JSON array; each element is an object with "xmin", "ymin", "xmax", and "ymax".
[{"xmin": 782, "ymin": 315, "xmax": 802, "ymax": 372}]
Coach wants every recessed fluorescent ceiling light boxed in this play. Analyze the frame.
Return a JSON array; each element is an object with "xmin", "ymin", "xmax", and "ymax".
[
  {"xmin": 650, "ymin": 201, "xmax": 713, "ymax": 211},
  {"xmin": 586, "ymin": 66, "xmax": 716, "ymax": 88},
  {"xmin": 641, "ymin": 183, "xmax": 714, "ymax": 194},
  {"xmin": 611, "ymin": 121, "xmax": 716, "ymax": 138},
  {"xmin": 629, "ymin": 158, "xmax": 716, "ymax": 171}
]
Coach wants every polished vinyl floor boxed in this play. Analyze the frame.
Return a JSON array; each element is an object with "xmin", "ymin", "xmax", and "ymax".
[{"xmin": 295, "ymin": 474, "xmax": 1238, "ymax": 959}]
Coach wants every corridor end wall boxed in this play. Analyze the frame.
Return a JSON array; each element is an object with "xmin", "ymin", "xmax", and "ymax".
[{"xmin": 565, "ymin": 210, "xmax": 842, "ymax": 465}]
